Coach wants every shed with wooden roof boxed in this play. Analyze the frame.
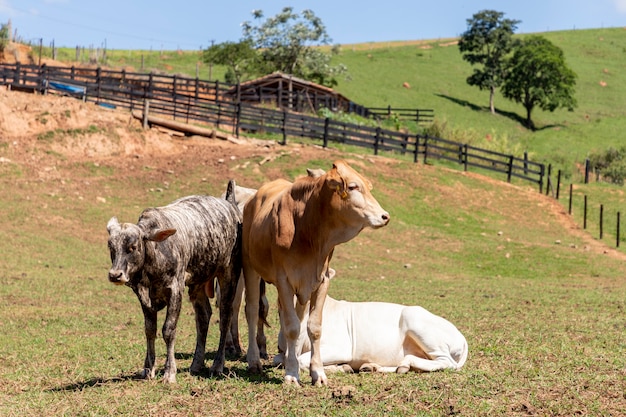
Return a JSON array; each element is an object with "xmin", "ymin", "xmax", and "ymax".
[{"xmin": 222, "ymin": 72, "xmax": 356, "ymax": 114}]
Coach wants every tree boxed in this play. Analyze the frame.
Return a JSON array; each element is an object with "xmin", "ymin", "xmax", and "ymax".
[
  {"xmin": 241, "ymin": 7, "xmax": 347, "ymax": 87},
  {"xmin": 0, "ymin": 23, "xmax": 10, "ymax": 58},
  {"xmin": 501, "ymin": 35, "xmax": 577, "ymax": 130},
  {"xmin": 458, "ymin": 10, "xmax": 520, "ymax": 114},
  {"xmin": 202, "ymin": 40, "xmax": 256, "ymax": 85}
]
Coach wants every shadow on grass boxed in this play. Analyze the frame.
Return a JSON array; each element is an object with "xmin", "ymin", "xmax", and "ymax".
[
  {"xmin": 47, "ymin": 351, "xmax": 283, "ymax": 392},
  {"xmin": 434, "ymin": 93, "xmax": 565, "ymax": 132}
]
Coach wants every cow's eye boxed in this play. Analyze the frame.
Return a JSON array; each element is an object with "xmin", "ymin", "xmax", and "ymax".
[{"xmin": 348, "ymin": 183, "xmax": 359, "ymax": 191}]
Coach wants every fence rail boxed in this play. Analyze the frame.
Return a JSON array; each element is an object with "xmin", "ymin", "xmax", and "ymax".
[
  {"xmin": 367, "ymin": 106, "xmax": 435, "ymax": 124},
  {"xmin": 0, "ymin": 63, "xmax": 546, "ymax": 191}
]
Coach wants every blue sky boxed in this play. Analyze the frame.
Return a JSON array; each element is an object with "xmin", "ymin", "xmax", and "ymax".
[{"xmin": 1, "ymin": 0, "xmax": 625, "ymax": 50}]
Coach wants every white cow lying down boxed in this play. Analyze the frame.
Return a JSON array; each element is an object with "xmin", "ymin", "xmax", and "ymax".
[{"xmin": 274, "ymin": 269, "xmax": 468, "ymax": 373}]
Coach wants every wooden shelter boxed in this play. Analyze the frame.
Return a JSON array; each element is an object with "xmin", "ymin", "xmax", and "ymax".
[{"xmin": 223, "ymin": 72, "xmax": 355, "ymax": 114}]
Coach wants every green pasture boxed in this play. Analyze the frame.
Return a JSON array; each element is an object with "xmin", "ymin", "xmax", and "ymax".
[{"xmin": 1, "ymin": 142, "xmax": 626, "ymax": 415}]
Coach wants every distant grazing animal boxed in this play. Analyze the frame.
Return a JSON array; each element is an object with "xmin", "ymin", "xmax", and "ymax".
[
  {"xmin": 106, "ymin": 181, "xmax": 242, "ymax": 383},
  {"xmin": 274, "ymin": 268, "xmax": 468, "ymax": 374},
  {"xmin": 242, "ymin": 160, "xmax": 390, "ymax": 386}
]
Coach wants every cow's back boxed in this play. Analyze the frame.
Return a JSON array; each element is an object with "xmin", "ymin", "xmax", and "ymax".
[{"xmin": 140, "ymin": 195, "xmax": 241, "ymax": 276}]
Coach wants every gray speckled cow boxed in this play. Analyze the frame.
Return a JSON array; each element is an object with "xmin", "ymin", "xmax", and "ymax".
[{"xmin": 106, "ymin": 180, "xmax": 242, "ymax": 383}]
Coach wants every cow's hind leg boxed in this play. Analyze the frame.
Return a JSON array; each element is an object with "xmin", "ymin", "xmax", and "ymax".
[
  {"xmin": 188, "ymin": 282, "xmax": 212, "ymax": 375},
  {"xmin": 398, "ymin": 355, "xmax": 456, "ymax": 373},
  {"xmin": 225, "ymin": 276, "xmax": 244, "ymax": 357},
  {"xmin": 211, "ymin": 268, "xmax": 238, "ymax": 375}
]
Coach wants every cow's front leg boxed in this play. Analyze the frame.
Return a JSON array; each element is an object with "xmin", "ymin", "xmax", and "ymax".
[
  {"xmin": 243, "ymin": 263, "xmax": 263, "ymax": 374},
  {"xmin": 140, "ymin": 305, "xmax": 158, "ymax": 380},
  {"xmin": 188, "ymin": 283, "xmax": 211, "ymax": 375},
  {"xmin": 276, "ymin": 279, "xmax": 301, "ymax": 386},
  {"xmin": 162, "ymin": 288, "xmax": 183, "ymax": 383},
  {"xmin": 308, "ymin": 274, "xmax": 329, "ymax": 386}
]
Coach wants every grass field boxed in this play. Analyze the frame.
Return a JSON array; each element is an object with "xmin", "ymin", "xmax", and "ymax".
[
  {"xmin": 1, "ymin": 114, "xmax": 626, "ymax": 414},
  {"xmin": 3, "ymin": 27, "xmax": 626, "ymax": 415}
]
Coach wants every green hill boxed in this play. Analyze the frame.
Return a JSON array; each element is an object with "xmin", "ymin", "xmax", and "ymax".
[{"xmin": 330, "ymin": 28, "xmax": 626, "ymax": 178}]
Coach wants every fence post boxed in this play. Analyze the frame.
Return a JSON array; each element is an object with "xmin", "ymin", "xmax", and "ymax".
[
  {"xmin": 235, "ymin": 102, "xmax": 241, "ymax": 138},
  {"xmin": 387, "ymin": 105, "xmax": 391, "ymax": 117},
  {"xmin": 459, "ymin": 143, "xmax": 467, "ymax": 172},
  {"xmin": 142, "ymin": 99, "xmax": 150, "ymax": 129},
  {"xmin": 617, "ymin": 212, "xmax": 621, "ymax": 248},
  {"xmin": 556, "ymin": 170, "xmax": 562, "ymax": 199},
  {"xmin": 546, "ymin": 164, "xmax": 552, "ymax": 196},
  {"xmin": 172, "ymin": 74, "xmax": 178, "ymax": 119},
  {"xmin": 584, "ymin": 158, "xmax": 590, "ymax": 184},
  {"xmin": 568, "ymin": 184, "xmax": 573, "ymax": 215},
  {"xmin": 281, "ymin": 111, "xmax": 288, "ymax": 145},
  {"xmin": 600, "ymin": 204, "xmax": 604, "ymax": 239},
  {"xmin": 423, "ymin": 135, "xmax": 429, "ymax": 164},
  {"xmin": 583, "ymin": 194, "xmax": 587, "ymax": 229},
  {"xmin": 507, "ymin": 155, "xmax": 514, "ymax": 183},
  {"xmin": 413, "ymin": 134, "xmax": 420, "ymax": 163},
  {"xmin": 524, "ymin": 151, "xmax": 528, "ymax": 175},
  {"xmin": 539, "ymin": 163, "xmax": 545, "ymax": 193},
  {"xmin": 96, "ymin": 66, "xmax": 101, "ymax": 103},
  {"xmin": 374, "ymin": 127, "xmax": 381, "ymax": 155},
  {"xmin": 323, "ymin": 117, "xmax": 329, "ymax": 148}
]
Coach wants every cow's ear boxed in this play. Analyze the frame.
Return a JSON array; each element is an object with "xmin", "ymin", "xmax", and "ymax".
[
  {"xmin": 326, "ymin": 165, "xmax": 348, "ymax": 199},
  {"xmin": 107, "ymin": 217, "xmax": 121, "ymax": 235},
  {"xmin": 146, "ymin": 228, "xmax": 177, "ymax": 242}
]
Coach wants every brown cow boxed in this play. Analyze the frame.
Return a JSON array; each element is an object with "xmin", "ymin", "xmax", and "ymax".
[{"xmin": 242, "ymin": 160, "xmax": 390, "ymax": 386}]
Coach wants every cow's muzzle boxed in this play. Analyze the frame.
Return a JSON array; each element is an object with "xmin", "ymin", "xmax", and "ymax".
[{"xmin": 108, "ymin": 269, "xmax": 128, "ymax": 285}]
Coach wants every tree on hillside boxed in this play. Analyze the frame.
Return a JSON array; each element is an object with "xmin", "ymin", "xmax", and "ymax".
[
  {"xmin": 458, "ymin": 10, "xmax": 520, "ymax": 114},
  {"xmin": 241, "ymin": 7, "xmax": 347, "ymax": 87},
  {"xmin": 0, "ymin": 23, "xmax": 10, "ymax": 58},
  {"xmin": 501, "ymin": 35, "xmax": 577, "ymax": 130},
  {"xmin": 202, "ymin": 40, "xmax": 256, "ymax": 85}
]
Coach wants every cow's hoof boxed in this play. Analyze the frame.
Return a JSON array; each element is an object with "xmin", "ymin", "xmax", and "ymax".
[
  {"xmin": 209, "ymin": 363, "xmax": 225, "ymax": 376},
  {"xmin": 284, "ymin": 375, "xmax": 301, "ymax": 387},
  {"xmin": 162, "ymin": 372, "xmax": 177, "ymax": 384},
  {"xmin": 189, "ymin": 361, "xmax": 204, "ymax": 375},
  {"xmin": 248, "ymin": 362, "xmax": 263, "ymax": 374},
  {"xmin": 311, "ymin": 371, "xmax": 328, "ymax": 387},
  {"xmin": 138, "ymin": 368, "xmax": 155, "ymax": 380},
  {"xmin": 340, "ymin": 364, "xmax": 354, "ymax": 373},
  {"xmin": 396, "ymin": 366, "xmax": 410, "ymax": 374},
  {"xmin": 359, "ymin": 363, "xmax": 379, "ymax": 373}
]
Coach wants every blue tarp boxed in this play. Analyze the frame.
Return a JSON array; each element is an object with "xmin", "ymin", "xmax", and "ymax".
[{"xmin": 47, "ymin": 81, "xmax": 86, "ymax": 95}]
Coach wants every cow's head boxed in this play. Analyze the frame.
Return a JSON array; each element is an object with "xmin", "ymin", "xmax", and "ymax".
[
  {"xmin": 325, "ymin": 160, "xmax": 390, "ymax": 229},
  {"xmin": 106, "ymin": 217, "xmax": 176, "ymax": 285}
]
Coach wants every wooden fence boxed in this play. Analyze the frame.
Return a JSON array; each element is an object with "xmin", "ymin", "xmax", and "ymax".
[
  {"xmin": 367, "ymin": 106, "xmax": 435, "ymax": 124},
  {"xmin": 0, "ymin": 63, "xmax": 546, "ymax": 191}
]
